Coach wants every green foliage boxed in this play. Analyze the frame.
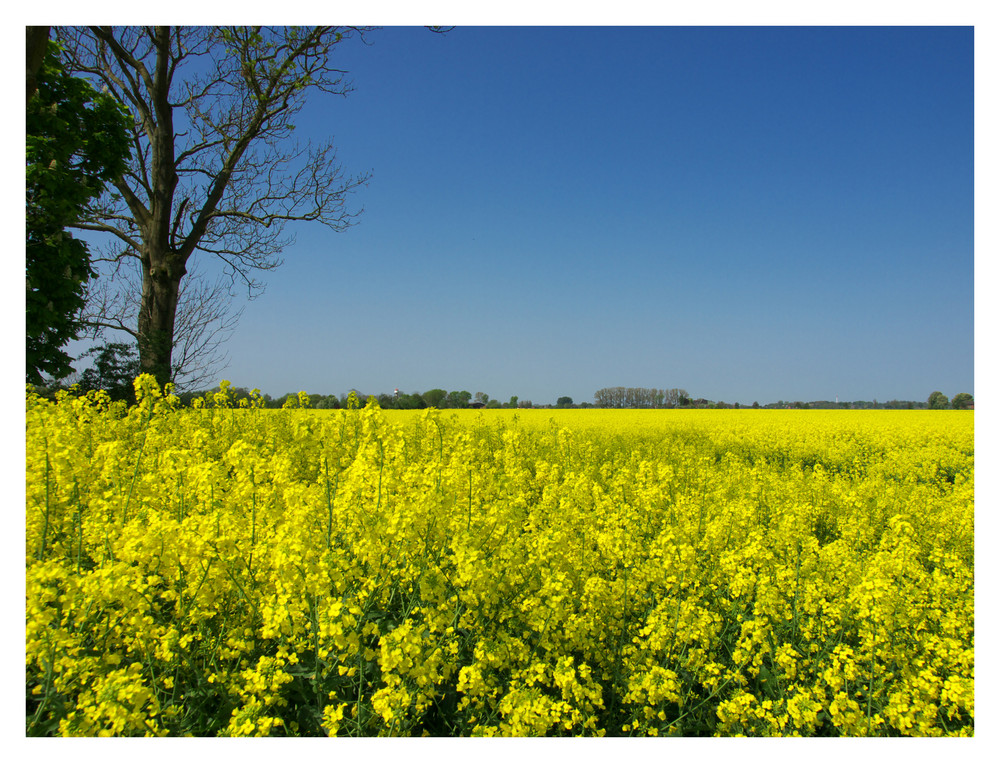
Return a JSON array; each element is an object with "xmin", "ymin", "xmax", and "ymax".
[
  {"xmin": 421, "ymin": 389, "xmax": 447, "ymax": 408},
  {"xmin": 396, "ymin": 393, "xmax": 426, "ymax": 410},
  {"xmin": 445, "ymin": 390, "xmax": 472, "ymax": 409},
  {"xmin": 26, "ymin": 40, "xmax": 131, "ymax": 384},
  {"xmin": 556, "ymin": 396, "xmax": 573, "ymax": 407},
  {"xmin": 951, "ymin": 392, "xmax": 973, "ymax": 410},
  {"xmin": 927, "ymin": 391, "xmax": 949, "ymax": 410},
  {"xmin": 77, "ymin": 343, "xmax": 141, "ymax": 404}
]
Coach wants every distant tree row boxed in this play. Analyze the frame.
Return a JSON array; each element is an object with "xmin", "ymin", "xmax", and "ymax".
[
  {"xmin": 590, "ymin": 388, "xmax": 975, "ymax": 411},
  {"xmin": 593, "ymin": 387, "xmax": 690, "ymax": 408},
  {"xmin": 31, "ymin": 360, "xmax": 556, "ymax": 412},
  {"xmin": 30, "ymin": 344, "xmax": 973, "ymax": 413},
  {"xmin": 928, "ymin": 391, "xmax": 974, "ymax": 410},
  {"xmin": 177, "ymin": 387, "xmax": 522, "ymax": 410}
]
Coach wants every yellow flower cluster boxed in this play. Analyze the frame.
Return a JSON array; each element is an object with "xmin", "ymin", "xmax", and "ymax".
[{"xmin": 26, "ymin": 378, "xmax": 973, "ymax": 736}]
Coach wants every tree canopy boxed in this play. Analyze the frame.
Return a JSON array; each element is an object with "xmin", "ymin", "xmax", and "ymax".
[
  {"xmin": 927, "ymin": 391, "xmax": 950, "ymax": 410},
  {"xmin": 951, "ymin": 392, "xmax": 973, "ymax": 409},
  {"xmin": 26, "ymin": 38, "xmax": 131, "ymax": 383},
  {"xmin": 77, "ymin": 342, "xmax": 141, "ymax": 404}
]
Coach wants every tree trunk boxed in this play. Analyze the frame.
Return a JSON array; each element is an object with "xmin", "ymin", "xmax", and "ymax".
[
  {"xmin": 135, "ymin": 27, "xmax": 184, "ymax": 390},
  {"xmin": 137, "ymin": 251, "xmax": 186, "ymax": 388},
  {"xmin": 26, "ymin": 26, "xmax": 50, "ymax": 104}
]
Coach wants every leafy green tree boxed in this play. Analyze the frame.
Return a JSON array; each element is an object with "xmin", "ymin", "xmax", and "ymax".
[
  {"xmin": 951, "ymin": 392, "xmax": 973, "ymax": 409},
  {"xmin": 422, "ymin": 389, "xmax": 447, "ymax": 408},
  {"xmin": 396, "ymin": 393, "xmax": 425, "ymax": 409},
  {"xmin": 26, "ymin": 38, "xmax": 131, "ymax": 384},
  {"xmin": 556, "ymin": 396, "xmax": 573, "ymax": 407},
  {"xmin": 77, "ymin": 342, "xmax": 140, "ymax": 403},
  {"xmin": 927, "ymin": 391, "xmax": 949, "ymax": 410},
  {"xmin": 447, "ymin": 390, "xmax": 472, "ymax": 408}
]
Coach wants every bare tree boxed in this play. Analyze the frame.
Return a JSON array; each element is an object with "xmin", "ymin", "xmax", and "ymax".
[
  {"xmin": 80, "ymin": 258, "xmax": 241, "ymax": 391},
  {"xmin": 170, "ymin": 271, "xmax": 244, "ymax": 391},
  {"xmin": 55, "ymin": 26, "xmax": 372, "ymax": 387}
]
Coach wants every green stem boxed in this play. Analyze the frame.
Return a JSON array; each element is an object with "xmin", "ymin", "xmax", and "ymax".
[
  {"xmin": 325, "ymin": 458, "xmax": 339, "ymax": 551},
  {"xmin": 38, "ymin": 449, "xmax": 51, "ymax": 562},
  {"xmin": 791, "ymin": 540, "xmax": 802, "ymax": 642},
  {"xmin": 27, "ymin": 645, "xmax": 56, "ymax": 734},
  {"xmin": 666, "ymin": 568, "xmax": 687, "ymax": 663},
  {"xmin": 866, "ymin": 616, "xmax": 876, "ymax": 735},
  {"xmin": 664, "ymin": 653, "xmax": 754, "ymax": 735},
  {"xmin": 74, "ymin": 480, "xmax": 84, "ymax": 575},
  {"xmin": 310, "ymin": 594, "xmax": 324, "ymax": 732},
  {"xmin": 123, "ymin": 401, "xmax": 155, "ymax": 525},
  {"xmin": 248, "ymin": 469, "xmax": 256, "ymax": 580}
]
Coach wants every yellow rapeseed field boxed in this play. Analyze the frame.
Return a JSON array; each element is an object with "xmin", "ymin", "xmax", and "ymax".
[{"xmin": 25, "ymin": 377, "xmax": 974, "ymax": 736}]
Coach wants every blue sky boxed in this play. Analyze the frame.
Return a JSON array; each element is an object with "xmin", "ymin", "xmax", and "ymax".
[
  {"xmin": 29, "ymin": 21, "xmax": 974, "ymax": 406},
  {"xmin": 207, "ymin": 24, "xmax": 972, "ymax": 405}
]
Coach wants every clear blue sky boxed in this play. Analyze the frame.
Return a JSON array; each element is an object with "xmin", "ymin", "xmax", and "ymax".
[{"xmin": 88, "ymin": 25, "xmax": 982, "ymax": 405}]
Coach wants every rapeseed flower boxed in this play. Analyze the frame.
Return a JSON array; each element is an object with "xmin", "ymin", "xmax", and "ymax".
[{"xmin": 26, "ymin": 382, "xmax": 973, "ymax": 736}]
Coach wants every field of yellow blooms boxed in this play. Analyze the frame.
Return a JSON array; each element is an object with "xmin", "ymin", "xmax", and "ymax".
[{"xmin": 26, "ymin": 377, "xmax": 974, "ymax": 736}]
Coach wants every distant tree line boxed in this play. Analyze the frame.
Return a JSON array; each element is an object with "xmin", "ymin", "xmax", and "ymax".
[
  {"xmin": 29, "ymin": 344, "xmax": 973, "ymax": 412},
  {"xmin": 590, "ymin": 387, "xmax": 974, "ymax": 411},
  {"xmin": 168, "ymin": 387, "xmax": 514, "ymax": 410},
  {"xmin": 593, "ymin": 387, "xmax": 690, "ymax": 408},
  {"xmin": 29, "ymin": 351, "xmax": 540, "ymax": 411}
]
